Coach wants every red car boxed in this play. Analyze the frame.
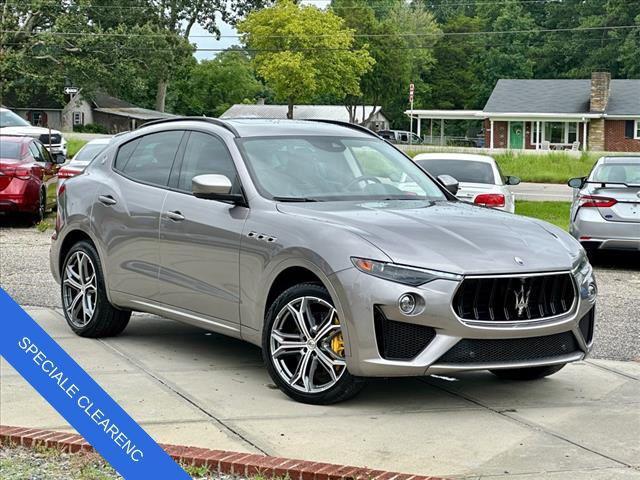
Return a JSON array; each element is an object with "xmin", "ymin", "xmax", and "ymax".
[{"xmin": 0, "ymin": 135, "xmax": 64, "ymax": 223}]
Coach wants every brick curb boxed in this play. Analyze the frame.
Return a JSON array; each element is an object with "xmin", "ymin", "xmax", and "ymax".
[{"xmin": 0, "ymin": 425, "xmax": 447, "ymax": 480}]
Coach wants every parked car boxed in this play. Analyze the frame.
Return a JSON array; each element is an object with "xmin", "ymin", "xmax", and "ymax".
[
  {"xmin": 0, "ymin": 135, "xmax": 64, "ymax": 223},
  {"xmin": 50, "ymin": 118, "xmax": 596, "ymax": 404},
  {"xmin": 413, "ymin": 153, "xmax": 520, "ymax": 213},
  {"xmin": 0, "ymin": 107, "xmax": 68, "ymax": 158},
  {"xmin": 58, "ymin": 138, "xmax": 112, "ymax": 182},
  {"xmin": 568, "ymin": 156, "xmax": 640, "ymax": 253},
  {"xmin": 378, "ymin": 129, "xmax": 423, "ymax": 145}
]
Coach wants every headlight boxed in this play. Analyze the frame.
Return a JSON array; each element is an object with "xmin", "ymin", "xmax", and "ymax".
[
  {"xmin": 351, "ymin": 257, "xmax": 462, "ymax": 286},
  {"xmin": 572, "ymin": 252, "xmax": 593, "ymax": 282}
]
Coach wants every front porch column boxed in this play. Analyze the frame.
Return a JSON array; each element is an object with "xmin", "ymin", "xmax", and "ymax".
[
  {"xmin": 536, "ymin": 121, "xmax": 541, "ymax": 150},
  {"xmin": 583, "ymin": 121, "xmax": 588, "ymax": 151},
  {"xmin": 417, "ymin": 117, "xmax": 421, "ymax": 139},
  {"xmin": 430, "ymin": 119, "xmax": 433, "ymax": 143},
  {"xmin": 489, "ymin": 119, "xmax": 494, "ymax": 149},
  {"xmin": 440, "ymin": 119, "xmax": 445, "ymax": 146}
]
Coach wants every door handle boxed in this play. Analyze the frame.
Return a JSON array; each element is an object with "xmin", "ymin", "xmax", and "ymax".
[
  {"xmin": 98, "ymin": 195, "xmax": 117, "ymax": 206},
  {"xmin": 166, "ymin": 210, "xmax": 185, "ymax": 222}
]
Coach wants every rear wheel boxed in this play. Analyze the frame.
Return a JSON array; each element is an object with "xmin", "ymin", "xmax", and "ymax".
[
  {"xmin": 263, "ymin": 283, "xmax": 366, "ymax": 404},
  {"xmin": 61, "ymin": 241, "xmax": 131, "ymax": 337},
  {"xmin": 31, "ymin": 188, "xmax": 46, "ymax": 224},
  {"xmin": 490, "ymin": 363, "xmax": 566, "ymax": 380}
]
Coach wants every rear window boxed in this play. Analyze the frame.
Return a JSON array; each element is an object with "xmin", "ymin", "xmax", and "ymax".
[
  {"xmin": 74, "ymin": 143, "xmax": 108, "ymax": 162},
  {"xmin": 416, "ymin": 159, "xmax": 496, "ymax": 184},
  {"xmin": 590, "ymin": 163, "xmax": 640, "ymax": 184},
  {"xmin": 0, "ymin": 141, "xmax": 22, "ymax": 159}
]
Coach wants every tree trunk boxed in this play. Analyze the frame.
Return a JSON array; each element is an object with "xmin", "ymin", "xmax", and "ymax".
[
  {"xmin": 155, "ymin": 79, "xmax": 168, "ymax": 112},
  {"xmin": 287, "ymin": 98, "xmax": 294, "ymax": 119}
]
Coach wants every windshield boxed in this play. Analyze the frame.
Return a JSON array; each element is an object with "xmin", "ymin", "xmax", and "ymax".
[
  {"xmin": 0, "ymin": 110, "xmax": 31, "ymax": 128},
  {"xmin": 73, "ymin": 142, "xmax": 108, "ymax": 162},
  {"xmin": 0, "ymin": 141, "xmax": 22, "ymax": 159},
  {"xmin": 589, "ymin": 162, "xmax": 640, "ymax": 184},
  {"xmin": 416, "ymin": 159, "xmax": 496, "ymax": 185},
  {"xmin": 238, "ymin": 136, "xmax": 447, "ymax": 201}
]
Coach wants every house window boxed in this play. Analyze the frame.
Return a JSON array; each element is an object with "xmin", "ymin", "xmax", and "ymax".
[
  {"xmin": 568, "ymin": 123, "xmax": 577, "ymax": 143},
  {"xmin": 544, "ymin": 122, "xmax": 565, "ymax": 144},
  {"xmin": 636, "ymin": 120, "xmax": 640, "ymax": 139},
  {"xmin": 31, "ymin": 112, "xmax": 44, "ymax": 126},
  {"xmin": 73, "ymin": 111, "xmax": 83, "ymax": 125}
]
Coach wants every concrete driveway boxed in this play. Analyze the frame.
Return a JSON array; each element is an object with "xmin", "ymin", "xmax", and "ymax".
[{"xmin": 2, "ymin": 307, "xmax": 639, "ymax": 479}]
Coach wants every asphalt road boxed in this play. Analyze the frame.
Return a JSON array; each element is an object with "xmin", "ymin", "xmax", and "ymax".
[{"xmin": 511, "ymin": 182, "xmax": 574, "ymax": 202}]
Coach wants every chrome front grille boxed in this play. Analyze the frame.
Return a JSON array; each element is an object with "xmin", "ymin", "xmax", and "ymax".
[{"xmin": 453, "ymin": 273, "xmax": 575, "ymax": 322}]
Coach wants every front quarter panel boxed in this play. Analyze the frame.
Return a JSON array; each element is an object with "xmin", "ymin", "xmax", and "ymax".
[{"xmin": 238, "ymin": 207, "xmax": 391, "ymax": 347}]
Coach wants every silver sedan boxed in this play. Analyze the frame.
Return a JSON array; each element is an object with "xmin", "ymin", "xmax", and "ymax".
[{"xmin": 569, "ymin": 156, "xmax": 640, "ymax": 252}]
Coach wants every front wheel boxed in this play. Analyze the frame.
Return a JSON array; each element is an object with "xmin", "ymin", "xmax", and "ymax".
[
  {"xmin": 61, "ymin": 241, "xmax": 131, "ymax": 337},
  {"xmin": 490, "ymin": 363, "xmax": 566, "ymax": 381},
  {"xmin": 31, "ymin": 188, "xmax": 46, "ymax": 224},
  {"xmin": 263, "ymin": 283, "xmax": 366, "ymax": 404}
]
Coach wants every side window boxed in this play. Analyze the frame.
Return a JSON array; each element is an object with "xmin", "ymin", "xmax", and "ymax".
[
  {"xmin": 29, "ymin": 142, "xmax": 44, "ymax": 162},
  {"xmin": 35, "ymin": 142, "xmax": 52, "ymax": 163},
  {"xmin": 177, "ymin": 132, "xmax": 238, "ymax": 193},
  {"xmin": 113, "ymin": 131, "xmax": 182, "ymax": 187}
]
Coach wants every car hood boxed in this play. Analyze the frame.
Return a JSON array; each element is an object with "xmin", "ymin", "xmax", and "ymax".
[
  {"xmin": 277, "ymin": 200, "xmax": 581, "ymax": 275},
  {"xmin": 1, "ymin": 126, "xmax": 63, "ymax": 137}
]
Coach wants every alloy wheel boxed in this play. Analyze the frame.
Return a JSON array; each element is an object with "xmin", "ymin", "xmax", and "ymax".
[
  {"xmin": 270, "ymin": 296, "xmax": 346, "ymax": 393},
  {"xmin": 62, "ymin": 251, "xmax": 98, "ymax": 328}
]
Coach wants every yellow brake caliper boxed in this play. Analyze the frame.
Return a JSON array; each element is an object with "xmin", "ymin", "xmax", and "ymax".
[{"xmin": 330, "ymin": 315, "xmax": 345, "ymax": 360}]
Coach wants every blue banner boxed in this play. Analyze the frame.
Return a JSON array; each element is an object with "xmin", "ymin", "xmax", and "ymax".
[{"xmin": 0, "ymin": 288, "xmax": 190, "ymax": 479}]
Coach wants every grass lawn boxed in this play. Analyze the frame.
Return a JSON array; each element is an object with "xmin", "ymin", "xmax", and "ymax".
[
  {"xmin": 67, "ymin": 138, "xmax": 88, "ymax": 158},
  {"xmin": 406, "ymin": 150, "xmax": 602, "ymax": 184},
  {"xmin": 515, "ymin": 201, "xmax": 572, "ymax": 231}
]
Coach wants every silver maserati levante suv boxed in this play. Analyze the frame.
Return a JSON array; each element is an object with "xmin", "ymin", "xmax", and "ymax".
[{"xmin": 50, "ymin": 118, "xmax": 597, "ymax": 404}]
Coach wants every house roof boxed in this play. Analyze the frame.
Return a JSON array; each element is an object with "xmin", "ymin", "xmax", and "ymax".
[
  {"xmin": 483, "ymin": 79, "xmax": 640, "ymax": 116},
  {"xmin": 90, "ymin": 93, "xmax": 136, "ymax": 109},
  {"xmin": 93, "ymin": 107, "xmax": 174, "ymax": 121},
  {"xmin": 220, "ymin": 104, "xmax": 386, "ymax": 123}
]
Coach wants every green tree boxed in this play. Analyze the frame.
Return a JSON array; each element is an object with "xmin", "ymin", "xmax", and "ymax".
[
  {"xmin": 237, "ymin": 0, "xmax": 374, "ymax": 119},
  {"xmin": 169, "ymin": 48, "xmax": 264, "ymax": 116}
]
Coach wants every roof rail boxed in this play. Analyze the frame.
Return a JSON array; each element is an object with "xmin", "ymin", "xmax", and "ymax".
[
  {"xmin": 138, "ymin": 116, "xmax": 240, "ymax": 137},
  {"xmin": 302, "ymin": 119, "xmax": 381, "ymax": 139}
]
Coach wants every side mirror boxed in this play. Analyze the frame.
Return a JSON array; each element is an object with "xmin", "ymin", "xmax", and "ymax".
[
  {"xmin": 506, "ymin": 175, "xmax": 521, "ymax": 186},
  {"xmin": 438, "ymin": 174, "xmax": 459, "ymax": 196},
  {"xmin": 568, "ymin": 177, "xmax": 585, "ymax": 189},
  {"xmin": 192, "ymin": 174, "xmax": 245, "ymax": 205},
  {"xmin": 53, "ymin": 153, "xmax": 66, "ymax": 164}
]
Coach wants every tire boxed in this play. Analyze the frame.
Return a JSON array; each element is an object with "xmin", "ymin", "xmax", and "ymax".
[
  {"xmin": 262, "ymin": 282, "xmax": 366, "ymax": 404},
  {"xmin": 31, "ymin": 188, "xmax": 46, "ymax": 225},
  {"xmin": 61, "ymin": 240, "xmax": 131, "ymax": 337},
  {"xmin": 490, "ymin": 363, "xmax": 566, "ymax": 381}
]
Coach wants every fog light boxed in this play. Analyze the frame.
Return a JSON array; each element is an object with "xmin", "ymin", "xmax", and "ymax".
[
  {"xmin": 587, "ymin": 282, "xmax": 597, "ymax": 299},
  {"xmin": 398, "ymin": 294, "xmax": 416, "ymax": 314}
]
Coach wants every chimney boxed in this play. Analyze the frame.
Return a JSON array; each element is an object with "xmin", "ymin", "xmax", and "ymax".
[{"xmin": 590, "ymin": 72, "xmax": 611, "ymax": 112}]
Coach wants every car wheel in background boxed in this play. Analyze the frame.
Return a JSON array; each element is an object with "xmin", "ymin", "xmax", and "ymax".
[
  {"xmin": 61, "ymin": 241, "xmax": 131, "ymax": 337},
  {"xmin": 31, "ymin": 188, "xmax": 46, "ymax": 225},
  {"xmin": 490, "ymin": 363, "xmax": 566, "ymax": 380},
  {"xmin": 263, "ymin": 283, "xmax": 366, "ymax": 404}
]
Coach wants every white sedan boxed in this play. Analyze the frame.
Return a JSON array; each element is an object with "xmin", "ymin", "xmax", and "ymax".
[{"xmin": 413, "ymin": 153, "xmax": 520, "ymax": 213}]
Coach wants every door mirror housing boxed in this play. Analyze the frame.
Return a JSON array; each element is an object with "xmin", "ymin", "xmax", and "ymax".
[
  {"xmin": 192, "ymin": 174, "xmax": 245, "ymax": 205},
  {"xmin": 506, "ymin": 175, "xmax": 521, "ymax": 186},
  {"xmin": 53, "ymin": 153, "xmax": 66, "ymax": 164},
  {"xmin": 437, "ymin": 174, "xmax": 459, "ymax": 196},
  {"xmin": 568, "ymin": 177, "xmax": 585, "ymax": 189}
]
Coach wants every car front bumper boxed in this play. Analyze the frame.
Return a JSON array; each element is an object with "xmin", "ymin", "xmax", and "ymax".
[
  {"xmin": 571, "ymin": 208, "xmax": 640, "ymax": 251},
  {"xmin": 330, "ymin": 267, "xmax": 596, "ymax": 377}
]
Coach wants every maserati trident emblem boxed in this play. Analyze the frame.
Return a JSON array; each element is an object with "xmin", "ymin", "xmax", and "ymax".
[
  {"xmin": 514, "ymin": 283, "xmax": 532, "ymax": 317},
  {"xmin": 514, "ymin": 256, "xmax": 525, "ymax": 266}
]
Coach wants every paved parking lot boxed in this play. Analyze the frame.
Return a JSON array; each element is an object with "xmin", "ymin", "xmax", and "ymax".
[{"xmin": 1, "ymin": 222, "xmax": 639, "ymax": 478}]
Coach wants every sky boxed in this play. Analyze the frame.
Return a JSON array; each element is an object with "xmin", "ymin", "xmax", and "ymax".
[{"xmin": 190, "ymin": 0, "xmax": 331, "ymax": 61}]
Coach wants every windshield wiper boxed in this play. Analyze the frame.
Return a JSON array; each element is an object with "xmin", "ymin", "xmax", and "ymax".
[{"xmin": 272, "ymin": 196, "xmax": 321, "ymax": 202}]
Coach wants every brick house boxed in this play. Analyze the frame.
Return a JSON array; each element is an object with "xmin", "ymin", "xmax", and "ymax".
[{"xmin": 407, "ymin": 73, "xmax": 640, "ymax": 152}]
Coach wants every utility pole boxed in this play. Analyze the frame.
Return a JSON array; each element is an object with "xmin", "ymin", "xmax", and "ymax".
[{"xmin": 409, "ymin": 82, "xmax": 414, "ymax": 146}]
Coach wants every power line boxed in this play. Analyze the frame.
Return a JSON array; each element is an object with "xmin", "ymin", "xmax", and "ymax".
[{"xmin": 2, "ymin": 24, "xmax": 638, "ymax": 39}]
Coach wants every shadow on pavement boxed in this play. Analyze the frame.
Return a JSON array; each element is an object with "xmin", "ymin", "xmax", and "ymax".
[{"xmin": 589, "ymin": 250, "xmax": 640, "ymax": 271}]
